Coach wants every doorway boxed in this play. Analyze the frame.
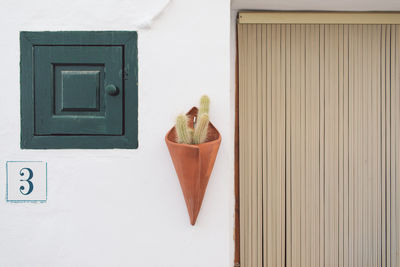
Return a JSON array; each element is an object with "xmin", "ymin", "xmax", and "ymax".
[{"xmin": 237, "ymin": 12, "xmax": 400, "ymax": 267}]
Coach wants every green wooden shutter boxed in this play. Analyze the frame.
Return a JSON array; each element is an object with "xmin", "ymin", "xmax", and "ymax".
[{"xmin": 20, "ymin": 31, "xmax": 138, "ymax": 149}]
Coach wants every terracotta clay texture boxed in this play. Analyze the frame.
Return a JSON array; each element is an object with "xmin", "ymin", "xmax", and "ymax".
[{"xmin": 165, "ymin": 107, "xmax": 221, "ymax": 225}]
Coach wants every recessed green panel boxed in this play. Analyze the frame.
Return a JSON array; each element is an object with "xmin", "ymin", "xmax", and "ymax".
[
  {"xmin": 20, "ymin": 31, "xmax": 138, "ymax": 149},
  {"xmin": 54, "ymin": 65, "xmax": 105, "ymax": 116},
  {"xmin": 60, "ymin": 70, "xmax": 100, "ymax": 111}
]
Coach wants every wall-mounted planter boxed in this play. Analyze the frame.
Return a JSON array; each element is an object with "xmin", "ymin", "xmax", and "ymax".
[{"xmin": 165, "ymin": 107, "xmax": 221, "ymax": 225}]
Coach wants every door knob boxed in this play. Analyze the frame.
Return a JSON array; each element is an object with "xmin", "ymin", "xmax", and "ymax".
[{"xmin": 106, "ymin": 84, "xmax": 119, "ymax": 96}]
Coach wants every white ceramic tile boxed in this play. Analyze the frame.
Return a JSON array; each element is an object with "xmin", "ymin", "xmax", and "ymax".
[{"xmin": 6, "ymin": 161, "xmax": 47, "ymax": 202}]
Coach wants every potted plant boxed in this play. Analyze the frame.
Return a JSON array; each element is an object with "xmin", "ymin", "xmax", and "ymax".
[{"xmin": 165, "ymin": 96, "xmax": 221, "ymax": 225}]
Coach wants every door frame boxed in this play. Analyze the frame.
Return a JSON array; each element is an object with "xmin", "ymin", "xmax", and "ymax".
[{"xmin": 234, "ymin": 11, "xmax": 400, "ymax": 267}]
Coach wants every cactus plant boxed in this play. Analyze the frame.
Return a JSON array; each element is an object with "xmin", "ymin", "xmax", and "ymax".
[
  {"xmin": 199, "ymin": 95, "xmax": 210, "ymax": 116},
  {"xmin": 176, "ymin": 114, "xmax": 193, "ymax": 144},
  {"xmin": 193, "ymin": 113, "xmax": 209, "ymax": 144},
  {"xmin": 174, "ymin": 95, "xmax": 211, "ymax": 145}
]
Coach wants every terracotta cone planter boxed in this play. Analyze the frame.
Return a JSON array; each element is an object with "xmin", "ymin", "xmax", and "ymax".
[{"xmin": 165, "ymin": 107, "xmax": 221, "ymax": 225}]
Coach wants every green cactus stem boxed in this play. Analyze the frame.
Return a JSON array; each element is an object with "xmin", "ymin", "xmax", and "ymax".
[
  {"xmin": 176, "ymin": 114, "xmax": 193, "ymax": 144},
  {"xmin": 193, "ymin": 113, "xmax": 209, "ymax": 144},
  {"xmin": 199, "ymin": 95, "xmax": 210, "ymax": 116},
  {"xmin": 188, "ymin": 128, "xmax": 194, "ymax": 141}
]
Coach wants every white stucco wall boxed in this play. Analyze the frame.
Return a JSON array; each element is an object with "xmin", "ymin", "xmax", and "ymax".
[{"xmin": 0, "ymin": 0, "xmax": 234, "ymax": 266}]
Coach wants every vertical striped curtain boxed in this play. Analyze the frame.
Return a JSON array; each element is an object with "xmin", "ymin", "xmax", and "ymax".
[{"xmin": 238, "ymin": 24, "xmax": 400, "ymax": 267}]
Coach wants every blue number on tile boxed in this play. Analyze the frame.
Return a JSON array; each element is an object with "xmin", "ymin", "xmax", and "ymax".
[{"xmin": 19, "ymin": 168, "xmax": 34, "ymax": 195}]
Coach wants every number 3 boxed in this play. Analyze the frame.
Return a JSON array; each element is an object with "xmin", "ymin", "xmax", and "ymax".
[{"xmin": 19, "ymin": 168, "xmax": 34, "ymax": 195}]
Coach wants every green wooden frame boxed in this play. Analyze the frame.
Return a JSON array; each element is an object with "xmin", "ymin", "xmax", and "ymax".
[{"xmin": 20, "ymin": 31, "xmax": 138, "ymax": 149}]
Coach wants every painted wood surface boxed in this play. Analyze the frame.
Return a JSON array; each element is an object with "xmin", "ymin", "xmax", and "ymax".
[{"xmin": 20, "ymin": 31, "xmax": 138, "ymax": 149}]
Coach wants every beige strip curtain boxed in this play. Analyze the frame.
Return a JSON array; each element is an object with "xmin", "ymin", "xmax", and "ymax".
[{"xmin": 238, "ymin": 24, "xmax": 400, "ymax": 267}]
